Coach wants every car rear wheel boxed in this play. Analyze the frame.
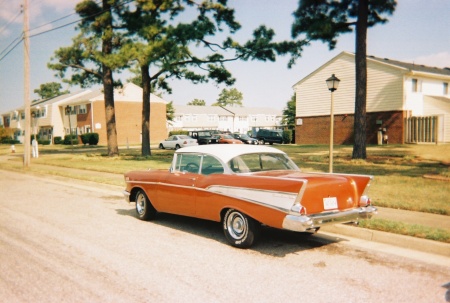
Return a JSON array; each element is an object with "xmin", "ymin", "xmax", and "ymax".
[
  {"xmin": 223, "ymin": 209, "xmax": 260, "ymax": 248},
  {"xmin": 135, "ymin": 189, "xmax": 157, "ymax": 221},
  {"xmin": 175, "ymin": 144, "xmax": 181, "ymax": 150},
  {"xmin": 159, "ymin": 143, "xmax": 164, "ymax": 149}
]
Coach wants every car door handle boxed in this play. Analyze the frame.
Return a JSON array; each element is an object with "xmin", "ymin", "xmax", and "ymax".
[{"xmin": 189, "ymin": 177, "xmax": 197, "ymax": 181}]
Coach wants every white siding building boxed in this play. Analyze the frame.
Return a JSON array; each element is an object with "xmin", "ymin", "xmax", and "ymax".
[
  {"xmin": 170, "ymin": 105, "xmax": 282, "ymax": 134},
  {"xmin": 293, "ymin": 51, "xmax": 450, "ymax": 144}
]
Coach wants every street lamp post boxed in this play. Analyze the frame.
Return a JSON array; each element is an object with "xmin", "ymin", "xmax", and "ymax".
[
  {"xmin": 326, "ymin": 74, "xmax": 340, "ymax": 173},
  {"xmin": 65, "ymin": 105, "xmax": 74, "ymax": 151}
]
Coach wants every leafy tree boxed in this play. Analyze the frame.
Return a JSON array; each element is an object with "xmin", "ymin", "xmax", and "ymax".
[
  {"xmin": 187, "ymin": 99, "xmax": 206, "ymax": 106},
  {"xmin": 48, "ymin": 0, "xmax": 128, "ymax": 157},
  {"xmin": 33, "ymin": 82, "xmax": 69, "ymax": 100},
  {"xmin": 166, "ymin": 101, "xmax": 175, "ymax": 122},
  {"xmin": 212, "ymin": 88, "xmax": 243, "ymax": 107},
  {"xmin": 291, "ymin": 0, "xmax": 396, "ymax": 159},
  {"xmin": 282, "ymin": 94, "xmax": 296, "ymax": 129},
  {"xmin": 120, "ymin": 0, "xmax": 292, "ymax": 156}
]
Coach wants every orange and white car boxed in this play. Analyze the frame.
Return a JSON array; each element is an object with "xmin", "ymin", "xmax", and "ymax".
[{"xmin": 123, "ymin": 145, "xmax": 376, "ymax": 248}]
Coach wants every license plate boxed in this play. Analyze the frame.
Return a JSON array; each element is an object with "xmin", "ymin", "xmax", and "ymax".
[{"xmin": 323, "ymin": 197, "xmax": 338, "ymax": 210}]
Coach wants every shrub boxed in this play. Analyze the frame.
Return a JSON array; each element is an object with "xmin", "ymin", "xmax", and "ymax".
[
  {"xmin": 64, "ymin": 134, "xmax": 78, "ymax": 145},
  {"xmin": 80, "ymin": 133, "xmax": 99, "ymax": 145},
  {"xmin": 54, "ymin": 136, "xmax": 63, "ymax": 144},
  {"xmin": 80, "ymin": 134, "xmax": 89, "ymax": 145},
  {"xmin": 88, "ymin": 133, "xmax": 99, "ymax": 145},
  {"xmin": 169, "ymin": 130, "xmax": 189, "ymax": 136},
  {"xmin": 282, "ymin": 130, "xmax": 292, "ymax": 144},
  {"xmin": 38, "ymin": 140, "xmax": 51, "ymax": 145}
]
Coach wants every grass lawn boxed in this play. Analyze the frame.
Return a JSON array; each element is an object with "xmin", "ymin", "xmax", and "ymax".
[{"xmin": 1, "ymin": 142, "xmax": 449, "ymax": 242}]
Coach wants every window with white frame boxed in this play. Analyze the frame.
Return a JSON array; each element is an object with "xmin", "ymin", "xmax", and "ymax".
[
  {"xmin": 78, "ymin": 104, "xmax": 87, "ymax": 114},
  {"xmin": 444, "ymin": 82, "xmax": 449, "ymax": 95},
  {"xmin": 208, "ymin": 115, "xmax": 215, "ymax": 121},
  {"xmin": 219, "ymin": 116, "xmax": 228, "ymax": 121},
  {"xmin": 239, "ymin": 116, "xmax": 247, "ymax": 121},
  {"xmin": 184, "ymin": 115, "xmax": 191, "ymax": 121},
  {"xmin": 192, "ymin": 115, "xmax": 198, "ymax": 121}
]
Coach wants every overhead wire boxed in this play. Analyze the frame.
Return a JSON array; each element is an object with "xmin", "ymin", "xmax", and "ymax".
[{"xmin": 0, "ymin": 0, "xmax": 135, "ymax": 63}]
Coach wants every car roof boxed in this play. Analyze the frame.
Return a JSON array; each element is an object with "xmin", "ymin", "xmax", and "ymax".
[{"xmin": 176, "ymin": 144, "xmax": 285, "ymax": 163}]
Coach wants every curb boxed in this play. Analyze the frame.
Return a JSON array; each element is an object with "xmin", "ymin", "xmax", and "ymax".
[{"xmin": 321, "ymin": 223, "xmax": 450, "ymax": 257}]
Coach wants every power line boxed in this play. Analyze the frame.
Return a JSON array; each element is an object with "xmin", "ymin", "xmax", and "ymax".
[
  {"xmin": 0, "ymin": 34, "xmax": 23, "ymax": 57},
  {"xmin": 0, "ymin": 0, "xmax": 135, "ymax": 63},
  {"xmin": 0, "ymin": 8, "xmax": 22, "ymax": 36}
]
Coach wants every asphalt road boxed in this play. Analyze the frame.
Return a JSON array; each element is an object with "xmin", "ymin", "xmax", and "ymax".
[{"xmin": 0, "ymin": 170, "xmax": 449, "ymax": 303}]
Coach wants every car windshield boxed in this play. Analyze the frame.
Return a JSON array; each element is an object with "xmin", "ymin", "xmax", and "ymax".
[
  {"xmin": 178, "ymin": 135, "xmax": 190, "ymax": 139},
  {"xmin": 198, "ymin": 131, "xmax": 211, "ymax": 136},
  {"xmin": 228, "ymin": 153, "xmax": 299, "ymax": 173},
  {"xmin": 239, "ymin": 134, "xmax": 251, "ymax": 140}
]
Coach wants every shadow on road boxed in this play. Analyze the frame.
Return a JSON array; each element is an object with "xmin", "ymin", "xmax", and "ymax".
[{"xmin": 115, "ymin": 208, "xmax": 345, "ymax": 257}]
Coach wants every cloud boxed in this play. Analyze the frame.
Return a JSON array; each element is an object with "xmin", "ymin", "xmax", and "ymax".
[
  {"xmin": 411, "ymin": 52, "xmax": 450, "ymax": 68},
  {"xmin": 40, "ymin": 0, "xmax": 80, "ymax": 12}
]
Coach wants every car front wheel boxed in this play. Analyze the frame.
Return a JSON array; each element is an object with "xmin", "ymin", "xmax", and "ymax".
[
  {"xmin": 135, "ymin": 189, "xmax": 157, "ymax": 221},
  {"xmin": 223, "ymin": 209, "xmax": 260, "ymax": 248}
]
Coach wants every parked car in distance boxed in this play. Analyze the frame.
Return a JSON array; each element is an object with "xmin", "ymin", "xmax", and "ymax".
[
  {"xmin": 215, "ymin": 133, "xmax": 243, "ymax": 144},
  {"xmin": 159, "ymin": 135, "xmax": 198, "ymax": 150},
  {"xmin": 188, "ymin": 130, "xmax": 219, "ymax": 145},
  {"xmin": 123, "ymin": 145, "xmax": 377, "ymax": 248},
  {"xmin": 256, "ymin": 129, "xmax": 283, "ymax": 145},
  {"xmin": 232, "ymin": 133, "xmax": 259, "ymax": 145}
]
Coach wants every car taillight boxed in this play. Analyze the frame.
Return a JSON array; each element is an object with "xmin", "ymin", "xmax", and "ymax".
[
  {"xmin": 299, "ymin": 206, "xmax": 307, "ymax": 215},
  {"xmin": 291, "ymin": 203, "xmax": 307, "ymax": 215},
  {"xmin": 183, "ymin": 141, "xmax": 187, "ymax": 144}
]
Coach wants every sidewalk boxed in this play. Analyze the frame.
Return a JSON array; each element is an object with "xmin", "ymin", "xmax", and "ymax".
[{"xmin": 1, "ymin": 154, "xmax": 449, "ymax": 257}]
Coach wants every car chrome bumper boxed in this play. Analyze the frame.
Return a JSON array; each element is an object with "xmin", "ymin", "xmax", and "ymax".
[
  {"xmin": 123, "ymin": 190, "xmax": 130, "ymax": 203},
  {"xmin": 282, "ymin": 206, "xmax": 378, "ymax": 232}
]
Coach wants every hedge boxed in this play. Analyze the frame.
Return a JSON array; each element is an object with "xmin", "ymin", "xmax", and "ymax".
[
  {"xmin": 169, "ymin": 130, "xmax": 189, "ymax": 136},
  {"xmin": 282, "ymin": 130, "xmax": 292, "ymax": 144},
  {"xmin": 80, "ymin": 133, "xmax": 99, "ymax": 145},
  {"xmin": 64, "ymin": 134, "xmax": 78, "ymax": 145}
]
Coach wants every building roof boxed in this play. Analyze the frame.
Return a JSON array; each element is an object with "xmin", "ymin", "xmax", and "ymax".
[
  {"xmin": 367, "ymin": 55, "xmax": 450, "ymax": 76},
  {"xmin": 293, "ymin": 51, "xmax": 450, "ymax": 88}
]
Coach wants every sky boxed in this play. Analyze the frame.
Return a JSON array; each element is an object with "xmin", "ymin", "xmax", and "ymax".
[{"xmin": 0, "ymin": 0, "xmax": 449, "ymax": 114}]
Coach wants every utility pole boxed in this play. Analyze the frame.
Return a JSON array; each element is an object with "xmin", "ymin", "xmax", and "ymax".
[{"xmin": 23, "ymin": 0, "xmax": 31, "ymax": 167}]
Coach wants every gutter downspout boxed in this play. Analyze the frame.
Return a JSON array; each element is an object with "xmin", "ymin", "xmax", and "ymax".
[{"xmin": 220, "ymin": 106, "xmax": 236, "ymax": 133}]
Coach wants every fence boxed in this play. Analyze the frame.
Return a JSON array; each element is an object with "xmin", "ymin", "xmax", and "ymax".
[{"xmin": 405, "ymin": 116, "xmax": 438, "ymax": 143}]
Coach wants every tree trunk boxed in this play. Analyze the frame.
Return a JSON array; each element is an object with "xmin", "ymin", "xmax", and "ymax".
[
  {"xmin": 141, "ymin": 64, "xmax": 151, "ymax": 156},
  {"xmin": 352, "ymin": 0, "xmax": 368, "ymax": 159},
  {"xmin": 102, "ymin": 0, "xmax": 119, "ymax": 157}
]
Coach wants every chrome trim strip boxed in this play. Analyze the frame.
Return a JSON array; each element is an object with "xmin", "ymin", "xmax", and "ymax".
[{"xmin": 205, "ymin": 185, "xmax": 298, "ymax": 213}]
